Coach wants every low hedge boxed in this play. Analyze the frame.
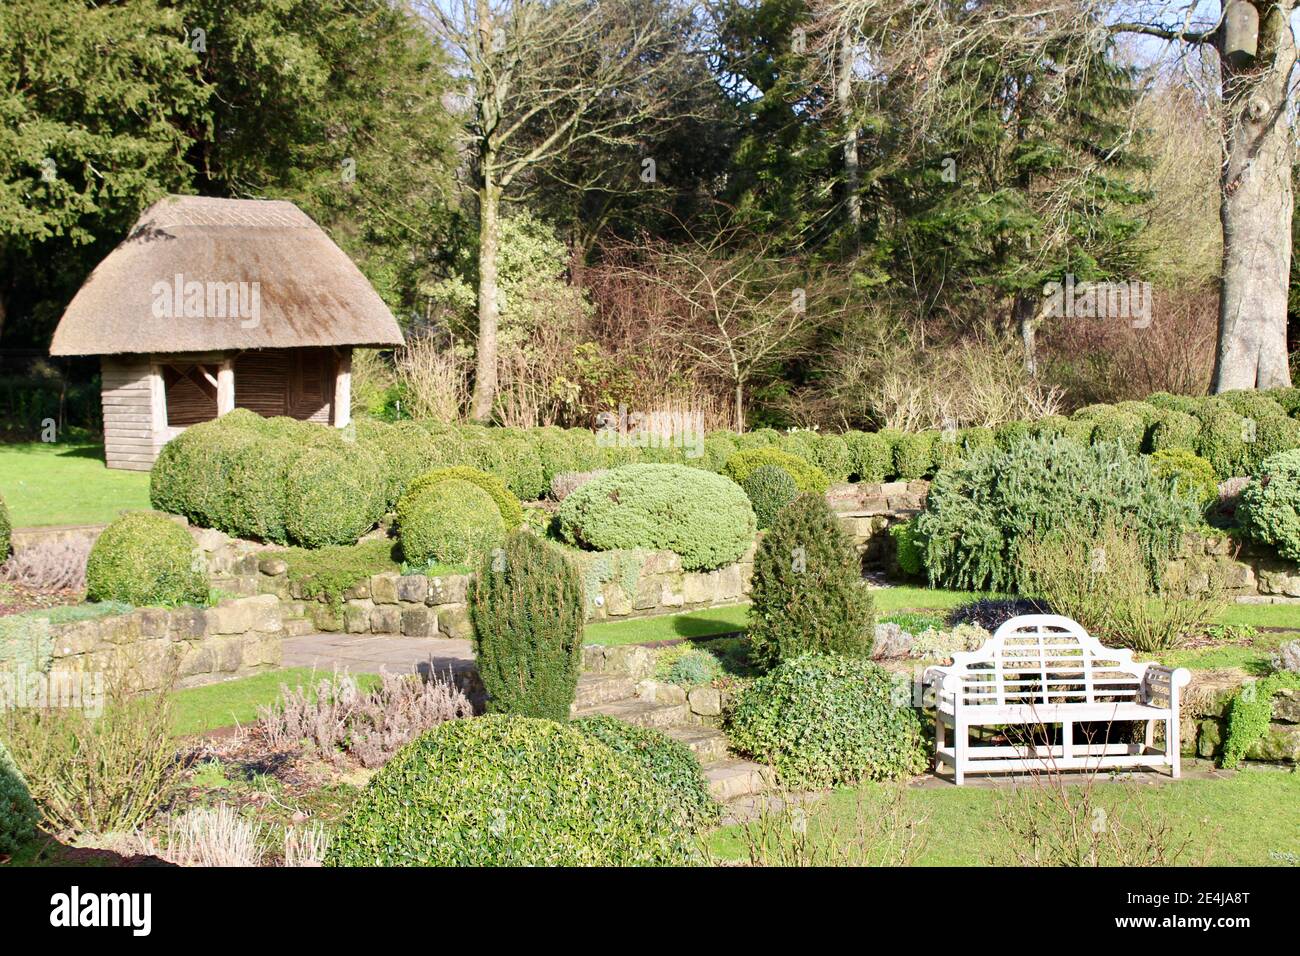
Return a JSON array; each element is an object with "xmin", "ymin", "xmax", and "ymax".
[
  {"xmin": 727, "ymin": 655, "xmax": 927, "ymax": 789},
  {"xmin": 398, "ymin": 478, "xmax": 505, "ymax": 567},
  {"xmin": 403, "ymin": 466, "xmax": 522, "ymax": 530},
  {"xmin": 85, "ymin": 512, "xmax": 207, "ymax": 607},
  {"xmin": 558, "ymin": 464, "xmax": 756, "ymax": 571},
  {"xmin": 574, "ymin": 714, "xmax": 719, "ymax": 833},
  {"xmin": 324, "ymin": 716, "xmax": 695, "ymax": 866},
  {"xmin": 722, "ymin": 448, "xmax": 829, "ymax": 494}
]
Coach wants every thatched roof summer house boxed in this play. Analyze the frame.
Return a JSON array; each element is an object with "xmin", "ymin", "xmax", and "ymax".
[{"xmin": 50, "ymin": 195, "xmax": 404, "ymax": 470}]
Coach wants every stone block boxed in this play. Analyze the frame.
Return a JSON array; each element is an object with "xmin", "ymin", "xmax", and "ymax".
[
  {"xmin": 436, "ymin": 604, "xmax": 473, "ymax": 640},
  {"xmin": 688, "ymin": 687, "xmax": 722, "ymax": 716},
  {"xmin": 343, "ymin": 581, "xmax": 371, "ymax": 601},
  {"xmin": 605, "ymin": 644, "xmax": 655, "ymax": 679},
  {"xmin": 396, "ymin": 575, "xmax": 429, "ymax": 604},
  {"xmin": 370, "ymin": 606, "xmax": 401, "ymax": 634},
  {"xmin": 636, "ymin": 680, "xmax": 687, "ymax": 705},
  {"xmin": 308, "ymin": 603, "xmax": 343, "ymax": 633},
  {"xmin": 241, "ymin": 633, "xmax": 282, "ymax": 669},
  {"xmin": 259, "ymin": 557, "xmax": 289, "ymax": 576},
  {"xmin": 716, "ymin": 564, "xmax": 744, "ymax": 601},
  {"xmin": 1273, "ymin": 689, "xmax": 1300, "ymax": 723},
  {"xmin": 682, "ymin": 572, "xmax": 717, "ymax": 606},
  {"xmin": 1258, "ymin": 565, "xmax": 1300, "ymax": 598},
  {"xmin": 371, "ymin": 573, "xmax": 400, "ymax": 604},
  {"xmin": 1247, "ymin": 722, "xmax": 1300, "ymax": 761},
  {"xmin": 632, "ymin": 576, "xmax": 660, "ymax": 611},
  {"xmin": 427, "ymin": 574, "xmax": 469, "ymax": 606},
  {"xmin": 401, "ymin": 607, "xmax": 439, "ymax": 637},
  {"xmin": 605, "ymin": 585, "xmax": 632, "ymax": 617},
  {"xmin": 205, "ymin": 594, "xmax": 281, "ymax": 636},
  {"xmin": 344, "ymin": 600, "xmax": 373, "ymax": 634}
]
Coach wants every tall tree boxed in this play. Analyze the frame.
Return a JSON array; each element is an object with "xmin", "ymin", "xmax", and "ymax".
[{"xmin": 422, "ymin": 0, "xmax": 703, "ymax": 421}]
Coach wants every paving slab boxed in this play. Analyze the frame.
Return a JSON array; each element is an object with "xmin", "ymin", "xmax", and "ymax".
[{"xmin": 281, "ymin": 634, "xmax": 475, "ymax": 678}]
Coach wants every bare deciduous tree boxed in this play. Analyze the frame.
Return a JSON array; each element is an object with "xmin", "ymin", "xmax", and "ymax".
[{"xmin": 420, "ymin": 0, "xmax": 703, "ymax": 420}]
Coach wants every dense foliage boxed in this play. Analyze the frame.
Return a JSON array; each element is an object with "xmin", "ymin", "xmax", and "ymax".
[
  {"xmin": 727, "ymin": 655, "xmax": 927, "ymax": 789},
  {"xmin": 574, "ymin": 714, "xmax": 719, "ymax": 833},
  {"xmin": 0, "ymin": 739, "xmax": 39, "ymax": 856},
  {"xmin": 1150, "ymin": 448, "xmax": 1219, "ymax": 511},
  {"xmin": 722, "ymin": 448, "xmax": 830, "ymax": 494},
  {"xmin": 85, "ymin": 512, "xmax": 206, "ymax": 606},
  {"xmin": 916, "ymin": 435, "xmax": 1201, "ymax": 592},
  {"xmin": 1237, "ymin": 450, "xmax": 1300, "ymax": 561},
  {"xmin": 747, "ymin": 493, "xmax": 875, "ymax": 668},
  {"xmin": 398, "ymin": 478, "xmax": 505, "ymax": 568},
  {"xmin": 558, "ymin": 464, "xmax": 756, "ymax": 570},
  {"xmin": 740, "ymin": 464, "xmax": 798, "ymax": 530},
  {"xmin": 325, "ymin": 716, "xmax": 695, "ymax": 866},
  {"xmin": 0, "ymin": 492, "xmax": 9, "ymax": 560},
  {"xmin": 471, "ymin": 532, "xmax": 584, "ymax": 720},
  {"xmin": 401, "ymin": 466, "xmax": 523, "ymax": 529}
]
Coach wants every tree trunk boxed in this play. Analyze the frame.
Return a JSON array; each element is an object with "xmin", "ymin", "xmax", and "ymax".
[
  {"xmin": 837, "ymin": 38, "xmax": 861, "ymax": 236},
  {"xmin": 471, "ymin": 174, "xmax": 501, "ymax": 422},
  {"xmin": 1212, "ymin": 4, "xmax": 1295, "ymax": 391},
  {"xmin": 734, "ymin": 380, "xmax": 745, "ymax": 432},
  {"xmin": 1012, "ymin": 293, "xmax": 1038, "ymax": 376}
]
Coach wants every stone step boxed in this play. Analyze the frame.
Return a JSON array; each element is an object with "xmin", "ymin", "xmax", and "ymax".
[
  {"xmin": 571, "ymin": 674, "xmax": 638, "ymax": 711},
  {"xmin": 663, "ymin": 725, "xmax": 730, "ymax": 764},
  {"xmin": 572, "ymin": 698, "xmax": 693, "ymax": 730},
  {"xmin": 705, "ymin": 759, "xmax": 775, "ymax": 802}
]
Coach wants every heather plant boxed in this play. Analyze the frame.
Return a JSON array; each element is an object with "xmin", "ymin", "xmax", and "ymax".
[
  {"xmin": 0, "ymin": 535, "xmax": 90, "ymax": 591},
  {"xmin": 916, "ymin": 435, "xmax": 1199, "ymax": 593},
  {"xmin": 1237, "ymin": 450, "xmax": 1300, "ymax": 561},
  {"xmin": 471, "ymin": 531, "xmax": 584, "ymax": 720},
  {"xmin": 741, "ymin": 464, "xmax": 798, "ymax": 530},
  {"xmin": 747, "ymin": 493, "xmax": 874, "ymax": 669},
  {"xmin": 257, "ymin": 670, "xmax": 473, "ymax": 768}
]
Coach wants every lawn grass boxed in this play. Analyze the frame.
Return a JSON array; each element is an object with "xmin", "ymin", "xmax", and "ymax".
[
  {"xmin": 168, "ymin": 667, "xmax": 380, "ymax": 736},
  {"xmin": 708, "ymin": 765, "xmax": 1300, "ymax": 866},
  {"xmin": 585, "ymin": 604, "xmax": 751, "ymax": 645},
  {"xmin": 0, "ymin": 441, "xmax": 151, "ymax": 526}
]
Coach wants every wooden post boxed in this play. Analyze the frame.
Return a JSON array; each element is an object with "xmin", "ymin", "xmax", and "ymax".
[
  {"xmin": 216, "ymin": 357, "xmax": 235, "ymax": 416},
  {"xmin": 333, "ymin": 348, "xmax": 352, "ymax": 428}
]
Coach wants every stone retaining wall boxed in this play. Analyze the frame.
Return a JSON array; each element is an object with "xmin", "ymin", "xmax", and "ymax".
[
  {"xmin": 1181, "ymin": 672, "xmax": 1300, "ymax": 762},
  {"xmin": 827, "ymin": 480, "xmax": 928, "ymax": 571}
]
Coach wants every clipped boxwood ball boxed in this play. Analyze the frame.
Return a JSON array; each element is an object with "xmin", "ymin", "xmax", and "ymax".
[
  {"xmin": 402, "ymin": 466, "xmax": 523, "ymax": 529},
  {"xmin": 399, "ymin": 478, "xmax": 505, "ymax": 567},
  {"xmin": 86, "ymin": 512, "xmax": 206, "ymax": 606},
  {"xmin": 283, "ymin": 447, "xmax": 387, "ymax": 548},
  {"xmin": 574, "ymin": 715, "xmax": 719, "ymax": 833},
  {"xmin": 558, "ymin": 464, "xmax": 756, "ymax": 571},
  {"xmin": 325, "ymin": 715, "xmax": 695, "ymax": 866},
  {"xmin": 721, "ymin": 448, "xmax": 829, "ymax": 494},
  {"xmin": 741, "ymin": 464, "xmax": 798, "ymax": 530},
  {"xmin": 727, "ymin": 654, "xmax": 927, "ymax": 789}
]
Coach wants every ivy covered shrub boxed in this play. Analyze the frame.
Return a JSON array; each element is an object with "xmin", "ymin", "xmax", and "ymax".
[
  {"xmin": 283, "ymin": 447, "xmax": 388, "ymax": 549},
  {"xmin": 727, "ymin": 655, "xmax": 927, "ymax": 789},
  {"xmin": 0, "ymin": 492, "xmax": 10, "ymax": 561},
  {"xmin": 558, "ymin": 464, "xmax": 756, "ymax": 571},
  {"xmin": 741, "ymin": 464, "xmax": 798, "ymax": 530},
  {"xmin": 574, "ymin": 714, "xmax": 718, "ymax": 832},
  {"xmin": 844, "ymin": 431, "xmax": 891, "ymax": 482},
  {"xmin": 399, "ymin": 479, "xmax": 505, "ymax": 568},
  {"xmin": 1237, "ymin": 450, "xmax": 1300, "ymax": 561},
  {"xmin": 403, "ymin": 466, "xmax": 523, "ymax": 529},
  {"xmin": 722, "ymin": 448, "xmax": 829, "ymax": 494},
  {"xmin": 85, "ymin": 512, "xmax": 206, "ymax": 606},
  {"xmin": 471, "ymin": 531, "xmax": 583, "ymax": 720},
  {"xmin": 747, "ymin": 493, "xmax": 874, "ymax": 669},
  {"xmin": 0, "ymin": 738, "xmax": 39, "ymax": 856},
  {"xmin": 1150, "ymin": 449, "xmax": 1219, "ymax": 511},
  {"xmin": 915, "ymin": 435, "xmax": 1199, "ymax": 592},
  {"xmin": 325, "ymin": 716, "xmax": 694, "ymax": 866}
]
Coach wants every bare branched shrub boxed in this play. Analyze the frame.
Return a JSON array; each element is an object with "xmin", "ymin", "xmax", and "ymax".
[
  {"xmin": 283, "ymin": 823, "xmax": 330, "ymax": 868},
  {"xmin": 257, "ymin": 669, "xmax": 473, "ymax": 768},
  {"xmin": 151, "ymin": 805, "xmax": 264, "ymax": 867},
  {"xmin": 392, "ymin": 336, "xmax": 470, "ymax": 422},
  {"xmin": 0, "ymin": 536, "xmax": 90, "ymax": 591},
  {"xmin": 725, "ymin": 785, "xmax": 926, "ymax": 866},
  {"xmin": 349, "ymin": 348, "xmax": 396, "ymax": 418}
]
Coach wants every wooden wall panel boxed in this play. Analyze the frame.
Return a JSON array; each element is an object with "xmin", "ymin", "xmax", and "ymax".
[{"xmin": 101, "ymin": 357, "xmax": 157, "ymax": 471}]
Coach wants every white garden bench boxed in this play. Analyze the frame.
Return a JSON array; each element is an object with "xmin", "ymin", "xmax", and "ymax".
[{"xmin": 923, "ymin": 615, "xmax": 1191, "ymax": 784}]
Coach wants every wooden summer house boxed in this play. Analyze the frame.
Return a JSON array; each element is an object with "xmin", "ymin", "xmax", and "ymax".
[{"xmin": 49, "ymin": 195, "xmax": 405, "ymax": 470}]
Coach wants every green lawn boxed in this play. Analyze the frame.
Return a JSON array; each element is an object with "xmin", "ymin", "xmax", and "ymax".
[
  {"xmin": 709, "ymin": 765, "xmax": 1300, "ymax": 866},
  {"xmin": 585, "ymin": 604, "xmax": 751, "ymax": 645},
  {"xmin": 0, "ymin": 441, "xmax": 151, "ymax": 526},
  {"xmin": 168, "ymin": 667, "xmax": 380, "ymax": 736}
]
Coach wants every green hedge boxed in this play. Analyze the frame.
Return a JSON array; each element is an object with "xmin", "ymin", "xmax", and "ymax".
[
  {"xmin": 727, "ymin": 655, "xmax": 927, "ymax": 789},
  {"xmin": 85, "ymin": 512, "xmax": 207, "ymax": 607},
  {"xmin": 558, "ymin": 464, "xmax": 756, "ymax": 570},
  {"xmin": 403, "ymin": 466, "xmax": 523, "ymax": 529},
  {"xmin": 325, "ymin": 716, "xmax": 695, "ymax": 866},
  {"xmin": 283, "ymin": 446, "xmax": 388, "ymax": 549},
  {"xmin": 740, "ymin": 464, "xmax": 798, "ymax": 530},
  {"xmin": 398, "ymin": 478, "xmax": 504, "ymax": 567},
  {"xmin": 722, "ymin": 448, "xmax": 829, "ymax": 494}
]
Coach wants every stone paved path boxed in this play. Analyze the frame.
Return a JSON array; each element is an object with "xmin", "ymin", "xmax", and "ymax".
[{"xmin": 281, "ymin": 633, "xmax": 474, "ymax": 678}]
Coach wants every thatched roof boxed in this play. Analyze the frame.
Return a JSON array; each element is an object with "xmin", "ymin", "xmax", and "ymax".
[{"xmin": 50, "ymin": 195, "xmax": 405, "ymax": 356}]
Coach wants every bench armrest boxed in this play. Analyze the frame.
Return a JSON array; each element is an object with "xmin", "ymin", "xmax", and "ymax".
[{"xmin": 1142, "ymin": 664, "xmax": 1192, "ymax": 707}]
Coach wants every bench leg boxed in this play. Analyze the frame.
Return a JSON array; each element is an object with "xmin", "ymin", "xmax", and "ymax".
[
  {"xmin": 954, "ymin": 721, "xmax": 965, "ymax": 786},
  {"xmin": 1144, "ymin": 719, "xmax": 1155, "ymax": 754},
  {"xmin": 934, "ymin": 711, "xmax": 944, "ymax": 770},
  {"xmin": 1168, "ymin": 715, "xmax": 1181, "ymax": 779}
]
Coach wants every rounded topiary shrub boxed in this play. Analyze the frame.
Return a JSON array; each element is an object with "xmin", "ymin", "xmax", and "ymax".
[
  {"xmin": 844, "ymin": 431, "xmax": 890, "ymax": 482},
  {"xmin": 283, "ymin": 447, "xmax": 387, "ymax": 548},
  {"xmin": 1242, "ymin": 414, "xmax": 1300, "ymax": 474},
  {"xmin": 493, "ymin": 431, "xmax": 547, "ymax": 500},
  {"xmin": 1195, "ymin": 406, "xmax": 1249, "ymax": 478},
  {"xmin": 1150, "ymin": 449, "xmax": 1219, "ymax": 511},
  {"xmin": 399, "ymin": 479, "xmax": 505, "ymax": 568},
  {"xmin": 558, "ymin": 464, "xmax": 756, "ymax": 571},
  {"xmin": 574, "ymin": 714, "xmax": 719, "ymax": 833},
  {"xmin": 810, "ymin": 434, "xmax": 852, "ymax": 482},
  {"xmin": 960, "ymin": 426, "xmax": 995, "ymax": 456},
  {"xmin": 747, "ymin": 493, "xmax": 875, "ymax": 669},
  {"xmin": 893, "ymin": 432, "xmax": 935, "ymax": 479},
  {"xmin": 1238, "ymin": 450, "xmax": 1300, "ymax": 562},
  {"xmin": 403, "ymin": 466, "xmax": 522, "ymax": 529},
  {"xmin": 354, "ymin": 418, "xmax": 443, "ymax": 509},
  {"xmin": 471, "ymin": 531, "xmax": 583, "ymax": 720},
  {"xmin": 1148, "ymin": 409, "xmax": 1201, "ymax": 454},
  {"xmin": 741, "ymin": 464, "xmax": 798, "ymax": 530},
  {"xmin": 0, "ymin": 738, "xmax": 39, "ymax": 856},
  {"xmin": 1218, "ymin": 389, "xmax": 1288, "ymax": 422},
  {"xmin": 0, "ymin": 492, "xmax": 10, "ymax": 561},
  {"xmin": 324, "ymin": 716, "xmax": 695, "ymax": 866},
  {"xmin": 721, "ymin": 448, "xmax": 829, "ymax": 494},
  {"xmin": 85, "ymin": 512, "xmax": 206, "ymax": 606},
  {"xmin": 929, "ymin": 432, "xmax": 963, "ymax": 472},
  {"xmin": 1089, "ymin": 410, "xmax": 1146, "ymax": 455},
  {"xmin": 727, "ymin": 655, "xmax": 927, "ymax": 789}
]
